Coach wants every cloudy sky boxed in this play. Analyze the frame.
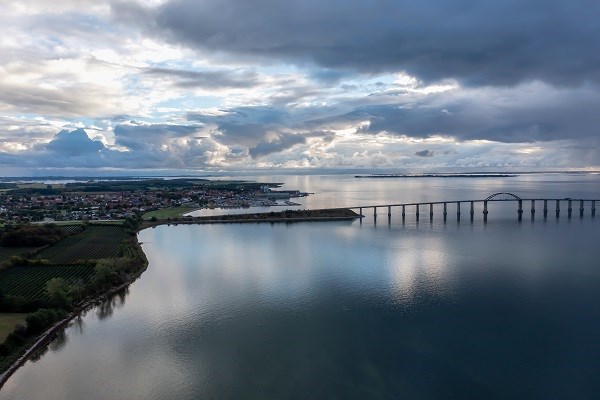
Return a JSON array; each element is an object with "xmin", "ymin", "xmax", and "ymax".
[{"xmin": 1, "ymin": 0, "xmax": 599, "ymax": 175}]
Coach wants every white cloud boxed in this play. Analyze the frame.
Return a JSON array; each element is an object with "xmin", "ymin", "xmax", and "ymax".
[{"xmin": 0, "ymin": 0, "xmax": 598, "ymax": 173}]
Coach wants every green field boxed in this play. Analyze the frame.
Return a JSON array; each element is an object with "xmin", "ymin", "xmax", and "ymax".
[
  {"xmin": 0, "ymin": 265, "xmax": 96, "ymax": 300},
  {"xmin": 0, "ymin": 314, "xmax": 27, "ymax": 342},
  {"xmin": 143, "ymin": 206, "xmax": 197, "ymax": 220},
  {"xmin": 36, "ymin": 225, "xmax": 127, "ymax": 263}
]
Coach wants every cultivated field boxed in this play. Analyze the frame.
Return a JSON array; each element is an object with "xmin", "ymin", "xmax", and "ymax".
[
  {"xmin": 58, "ymin": 225, "xmax": 84, "ymax": 234},
  {"xmin": 0, "ymin": 247, "xmax": 40, "ymax": 265},
  {"xmin": 0, "ymin": 265, "xmax": 95, "ymax": 301},
  {"xmin": 36, "ymin": 225, "xmax": 127, "ymax": 263}
]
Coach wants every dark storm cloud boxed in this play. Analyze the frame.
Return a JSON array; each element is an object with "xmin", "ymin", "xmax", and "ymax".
[
  {"xmin": 113, "ymin": 123, "xmax": 199, "ymax": 150},
  {"xmin": 415, "ymin": 150, "xmax": 435, "ymax": 158},
  {"xmin": 189, "ymin": 107, "xmax": 288, "ymax": 126},
  {"xmin": 185, "ymin": 80, "xmax": 600, "ymax": 146},
  {"xmin": 0, "ymin": 129, "xmax": 111, "ymax": 169},
  {"xmin": 0, "ymin": 127, "xmax": 230, "ymax": 170},
  {"xmin": 44, "ymin": 128, "xmax": 104, "ymax": 155},
  {"xmin": 249, "ymin": 133, "xmax": 306, "ymax": 158},
  {"xmin": 144, "ymin": 67, "xmax": 261, "ymax": 89},
  {"xmin": 189, "ymin": 106, "xmax": 291, "ymax": 146},
  {"xmin": 313, "ymin": 130, "xmax": 336, "ymax": 144},
  {"xmin": 120, "ymin": 0, "xmax": 600, "ymax": 86},
  {"xmin": 248, "ymin": 130, "xmax": 334, "ymax": 159},
  {"xmin": 326, "ymin": 83, "xmax": 600, "ymax": 143},
  {"xmin": 189, "ymin": 107, "xmax": 337, "ymax": 157}
]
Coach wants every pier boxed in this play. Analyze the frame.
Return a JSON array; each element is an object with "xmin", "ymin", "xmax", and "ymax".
[{"xmin": 351, "ymin": 193, "xmax": 599, "ymax": 223}]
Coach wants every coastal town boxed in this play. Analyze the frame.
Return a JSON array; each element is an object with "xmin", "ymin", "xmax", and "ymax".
[{"xmin": 0, "ymin": 178, "xmax": 308, "ymax": 223}]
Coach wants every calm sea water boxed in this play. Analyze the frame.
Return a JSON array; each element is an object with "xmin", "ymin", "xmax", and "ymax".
[{"xmin": 2, "ymin": 174, "xmax": 600, "ymax": 399}]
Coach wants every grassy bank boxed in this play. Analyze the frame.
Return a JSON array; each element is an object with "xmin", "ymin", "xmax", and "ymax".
[
  {"xmin": 142, "ymin": 206, "xmax": 197, "ymax": 220},
  {"xmin": 0, "ymin": 314, "xmax": 26, "ymax": 342}
]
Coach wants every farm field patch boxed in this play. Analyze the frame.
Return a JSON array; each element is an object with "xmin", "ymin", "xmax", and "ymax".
[
  {"xmin": 0, "ymin": 247, "xmax": 40, "ymax": 264},
  {"xmin": 0, "ymin": 265, "xmax": 95, "ymax": 301},
  {"xmin": 36, "ymin": 225, "xmax": 127, "ymax": 263},
  {"xmin": 58, "ymin": 225, "xmax": 84, "ymax": 234}
]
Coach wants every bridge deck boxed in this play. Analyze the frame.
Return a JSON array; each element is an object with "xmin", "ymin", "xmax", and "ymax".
[
  {"xmin": 349, "ymin": 198, "xmax": 599, "ymax": 209},
  {"xmin": 348, "ymin": 195, "xmax": 598, "ymax": 222}
]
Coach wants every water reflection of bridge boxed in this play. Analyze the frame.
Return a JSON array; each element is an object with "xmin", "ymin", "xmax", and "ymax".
[{"xmin": 350, "ymin": 193, "xmax": 598, "ymax": 222}]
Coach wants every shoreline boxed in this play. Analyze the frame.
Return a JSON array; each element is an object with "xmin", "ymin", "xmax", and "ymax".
[
  {"xmin": 0, "ymin": 281, "xmax": 135, "ymax": 388},
  {"xmin": 0, "ymin": 244, "xmax": 149, "ymax": 390},
  {"xmin": 0, "ymin": 208, "xmax": 358, "ymax": 389}
]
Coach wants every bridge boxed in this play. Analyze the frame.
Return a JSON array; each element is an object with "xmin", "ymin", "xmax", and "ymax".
[{"xmin": 349, "ymin": 193, "xmax": 599, "ymax": 222}]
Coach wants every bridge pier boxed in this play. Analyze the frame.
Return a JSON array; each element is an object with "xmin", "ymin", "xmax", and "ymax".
[
  {"xmin": 353, "ymin": 195, "xmax": 599, "ymax": 227},
  {"xmin": 470, "ymin": 201, "xmax": 474, "ymax": 222},
  {"xmin": 483, "ymin": 200, "xmax": 488, "ymax": 222}
]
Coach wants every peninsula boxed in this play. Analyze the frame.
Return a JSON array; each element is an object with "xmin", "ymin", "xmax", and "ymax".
[{"xmin": 140, "ymin": 208, "xmax": 360, "ymax": 228}]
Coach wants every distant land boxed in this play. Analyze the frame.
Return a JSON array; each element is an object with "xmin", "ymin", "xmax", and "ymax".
[
  {"xmin": 354, "ymin": 170, "xmax": 600, "ymax": 178},
  {"xmin": 0, "ymin": 178, "xmax": 306, "ymax": 224},
  {"xmin": 355, "ymin": 173, "xmax": 518, "ymax": 178},
  {"xmin": 0, "ymin": 170, "xmax": 599, "ymax": 182}
]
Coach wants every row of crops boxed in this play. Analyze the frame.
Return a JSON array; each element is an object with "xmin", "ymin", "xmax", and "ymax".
[
  {"xmin": 36, "ymin": 225, "xmax": 127, "ymax": 264},
  {"xmin": 0, "ymin": 247, "xmax": 41, "ymax": 264},
  {"xmin": 0, "ymin": 225, "xmax": 128, "ymax": 301},
  {"xmin": 59, "ymin": 224, "xmax": 85, "ymax": 234},
  {"xmin": 0, "ymin": 264, "xmax": 96, "ymax": 300}
]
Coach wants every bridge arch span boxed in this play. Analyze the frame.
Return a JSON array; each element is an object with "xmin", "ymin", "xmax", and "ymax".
[{"xmin": 485, "ymin": 192, "xmax": 521, "ymax": 201}]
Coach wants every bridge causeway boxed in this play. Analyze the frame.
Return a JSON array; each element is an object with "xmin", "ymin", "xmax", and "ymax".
[{"xmin": 349, "ymin": 193, "xmax": 599, "ymax": 223}]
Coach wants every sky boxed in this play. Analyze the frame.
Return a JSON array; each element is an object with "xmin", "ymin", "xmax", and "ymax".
[{"xmin": 1, "ymin": 0, "xmax": 599, "ymax": 175}]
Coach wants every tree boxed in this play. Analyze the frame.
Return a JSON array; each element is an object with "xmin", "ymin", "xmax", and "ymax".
[
  {"xmin": 26, "ymin": 310, "xmax": 52, "ymax": 334},
  {"xmin": 45, "ymin": 277, "xmax": 72, "ymax": 308},
  {"xmin": 93, "ymin": 260, "xmax": 120, "ymax": 288},
  {"xmin": 70, "ymin": 278, "xmax": 85, "ymax": 303}
]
